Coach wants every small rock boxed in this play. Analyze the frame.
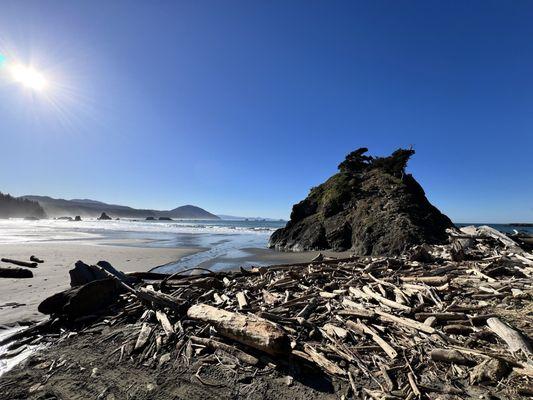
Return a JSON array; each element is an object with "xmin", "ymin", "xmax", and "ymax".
[
  {"xmin": 146, "ymin": 383, "xmax": 156, "ymax": 392},
  {"xmin": 91, "ymin": 367, "xmax": 99, "ymax": 378},
  {"xmin": 285, "ymin": 375, "xmax": 294, "ymax": 386}
]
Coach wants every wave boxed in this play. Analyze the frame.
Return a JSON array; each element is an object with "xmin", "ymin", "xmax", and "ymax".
[{"xmin": 0, "ymin": 218, "xmax": 281, "ymax": 244}]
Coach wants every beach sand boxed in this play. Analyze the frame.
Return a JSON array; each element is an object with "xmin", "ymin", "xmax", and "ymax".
[{"xmin": 0, "ymin": 242, "xmax": 201, "ymax": 325}]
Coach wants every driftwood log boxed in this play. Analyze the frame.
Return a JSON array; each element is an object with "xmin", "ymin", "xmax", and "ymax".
[
  {"xmin": 187, "ymin": 304, "xmax": 290, "ymax": 356},
  {"xmin": 1, "ymin": 258, "xmax": 38, "ymax": 268},
  {"xmin": 487, "ymin": 317, "xmax": 532, "ymax": 355},
  {"xmin": 189, "ymin": 335, "xmax": 259, "ymax": 366},
  {"xmin": 430, "ymin": 349, "xmax": 475, "ymax": 366},
  {"xmin": 0, "ymin": 267, "xmax": 33, "ymax": 278},
  {"xmin": 38, "ymin": 279, "xmax": 118, "ymax": 318}
]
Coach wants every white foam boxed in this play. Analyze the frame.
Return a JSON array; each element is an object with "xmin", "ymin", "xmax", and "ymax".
[{"xmin": 0, "ymin": 218, "xmax": 279, "ymax": 244}]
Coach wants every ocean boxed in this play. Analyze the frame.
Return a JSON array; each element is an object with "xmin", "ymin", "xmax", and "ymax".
[
  {"xmin": 0, "ymin": 218, "xmax": 530, "ymax": 272},
  {"xmin": 0, "ymin": 218, "xmax": 287, "ymax": 271}
]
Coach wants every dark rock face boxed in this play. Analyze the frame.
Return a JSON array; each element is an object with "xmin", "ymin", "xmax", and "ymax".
[
  {"xmin": 97, "ymin": 212, "xmax": 112, "ymax": 220},
  {"xmin": 269, "ymin": 148, "xmax": 454, "ymax": 256},
  {"xmin": 74, "ymin": 215, "xmax": 82, "ymax": 221}
]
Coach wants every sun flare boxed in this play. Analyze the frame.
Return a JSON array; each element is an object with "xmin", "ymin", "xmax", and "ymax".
[{"xmin": 9, "ymin": 63, "xmax": 47, "ymax": 91}]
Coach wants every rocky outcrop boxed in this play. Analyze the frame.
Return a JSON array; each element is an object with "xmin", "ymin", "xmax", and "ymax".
[{"xmin": 269, "ymin": 148, "xmax": 454, "ymax": 256}]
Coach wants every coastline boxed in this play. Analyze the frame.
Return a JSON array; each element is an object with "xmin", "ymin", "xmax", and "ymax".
[{"xmin": 0, "ymin": 242, "xmax": 202, "ymax": 325}]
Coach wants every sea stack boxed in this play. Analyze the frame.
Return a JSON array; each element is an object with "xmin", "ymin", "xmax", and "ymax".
[
  {"xmin": 97, "ymin": 212, "xmax": 112, "ymax": 220},
  {"xmin": 269, "ymin": 148, "xmax": 454, "ymax": 255}
]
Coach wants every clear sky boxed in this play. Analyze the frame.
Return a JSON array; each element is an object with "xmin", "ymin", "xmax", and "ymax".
[{"xmin": 0, "ymin": 1, "xmax": 531, "ymax": 222}]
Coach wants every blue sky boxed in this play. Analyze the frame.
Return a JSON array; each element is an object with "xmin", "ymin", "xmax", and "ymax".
[{"xmin": 0, "ymin": 1, "xmax": 532, "ymax": 222}]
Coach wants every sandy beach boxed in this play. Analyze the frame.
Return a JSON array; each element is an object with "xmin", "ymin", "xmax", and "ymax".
[{"xmin": 0, "ymin": 242, "xmax": 201, "ymax": 325}]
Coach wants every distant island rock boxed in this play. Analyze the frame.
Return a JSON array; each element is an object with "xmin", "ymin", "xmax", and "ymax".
[
  {"xmin": 0, "ymin": 192, "xmax": 47, "ymax": 219},
  {"xmin": 146, "ymin": 217, "xmax": 155, "ymax": 221},
  {"xmin": 74, "ymin": 216, "xmax": 82, "ymax": 221},
  {"xmin": 269, "ymin": 148, "xmax": 454, "ymax": 255},
  {"xmin": 19, "ymin": 196, "xmax": 220, "ymax": 220},
  {"xmin": 97, "ymin": 212, "xmax": 112, "ymax": 220},
  {"xmin": 158, "ymin": 217, "xmax": 172, "ymax": 221}
]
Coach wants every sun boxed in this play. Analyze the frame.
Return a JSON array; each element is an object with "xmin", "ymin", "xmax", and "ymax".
[{"xmin": 9, "ymin": 63, "xmax": 47, "ymax": 91}]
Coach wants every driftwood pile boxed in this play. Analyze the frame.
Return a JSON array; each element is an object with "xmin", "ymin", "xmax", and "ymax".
[{"xmin": 2, "ymin": 226, "xmax": 532, "ymax": 398}]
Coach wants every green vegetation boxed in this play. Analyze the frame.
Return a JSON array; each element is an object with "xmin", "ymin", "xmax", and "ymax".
[{"xmin": 0, "ymin": 192, "xmax": 47, "ymax": 219}]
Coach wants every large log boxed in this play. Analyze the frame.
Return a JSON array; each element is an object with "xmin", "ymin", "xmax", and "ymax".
[
  {"xmin": 186, "ymin": 304, "xmax": 290, "ymax": 356},
  {"xmin": 0, "ymin": 267, "xmax": 33, "ymax": 278},
  {"xmin": 1, "ymin": 258, "xmax": 38, "ymax": 268},
  {"xmin": 487, "ymin": 317, "xmax": 532, "ymax": 355},
  {"xmin": 38, "ymin": 278, "xmax": 118, "ymax": 318}
]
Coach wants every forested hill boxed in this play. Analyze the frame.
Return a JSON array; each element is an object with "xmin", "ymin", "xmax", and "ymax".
[{"xmin": 0, "ymin": 192, "xmax": 47, "ymax": 219}]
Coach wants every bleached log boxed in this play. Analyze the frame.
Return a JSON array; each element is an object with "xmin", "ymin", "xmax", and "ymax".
[
  {"xmin": 236, "ymin": 292, "xmax": 248, "ymax": 309},
  {"xmin": 407, "ymin": 372, "xmax": 421, "ymax": 397},
  {"xmin": 303, "ymin": 343, "xmax": 346, "ymax": 376},
  {"xmin": 487, "ymin": 317, "xmax": 532, "ymax": 355},
  {"xmin": 476, "ymin": 225, "xmax": 521, "ymax": 249},
  {"xmin": 376, "ymin": 310, "xmax": 435, "ymax": 334},
  {"xmin": 362, "ymin": 285, "xmax": 412, "ymax": 313},
  {"xmin": 322, "ymin": 323, "xmax": 348, "ymax": 339},
  {"xmin": 346, "ymin": 320, "xmax": 397, "ymax": 359},
  {"xmin": 189, "ymin": 335, "xmax": 259, "ymax": 366},
  {"xmin": 400, "ymin": 276, "xmax": 449, "ymax": 286},
  {"xmin": 156, "ymin": 310, "xmax": 174, "ymax": 336},
  {"xmin": 187, "ymin": 304, "xmax": 290, "ymax": 355},
  {"xmin": 134, "ymin": 323, "xmax": 152, "ymax": 350}
]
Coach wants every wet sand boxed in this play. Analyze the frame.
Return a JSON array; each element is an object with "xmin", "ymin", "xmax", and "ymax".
[
  {"xmin": 194, "ymin": 247, "xmax": 354, "ymax": 270},
  {"xmin": 0, "ymin": 242, "xmax": 202, "ymax": 325}
]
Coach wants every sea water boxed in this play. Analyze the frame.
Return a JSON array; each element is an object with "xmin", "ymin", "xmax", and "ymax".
[
  {"xmin": 0, "ymin": 218, "xmax": 286, "ymax": 271},
  {"xmin": 0, "ymin": 218, "xmax": 530, "ymax": 273}
]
